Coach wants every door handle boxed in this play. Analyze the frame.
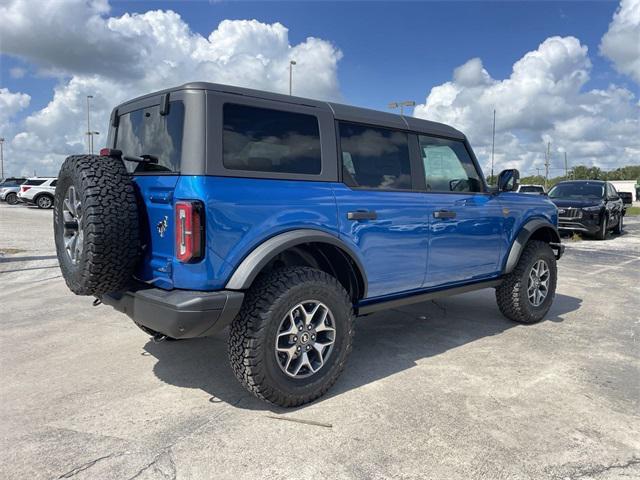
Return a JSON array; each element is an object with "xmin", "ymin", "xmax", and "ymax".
[
  {"xmin": 347, "ymin": 210, "xmax": 377, "ymax": 221},
  {"xmin": 433, "ymin": 210, "xmax": 457, "ymax": 219}
]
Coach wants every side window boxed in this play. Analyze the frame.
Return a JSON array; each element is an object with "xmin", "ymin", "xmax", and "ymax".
[
  {"xmin": 607, "ymin": 183, "xmax": 618, "ymax": 198},
  {"xmin": 339, "ymin": 122, "xmax": 412, "ymax": 190},
  {"xmin": 419, "ymin": 135, "xmax": 482, "ymax": 193},
  {"xmin": 223, "ymin": 103, "xmax": 321, "ymax": 175},
  {"xmin": 50, "ymin": 180, "xmax": 57, "ymax": 187},
  {"xmin": 25, "ymin": 179, "xmax": 46, "ymax": 186}
]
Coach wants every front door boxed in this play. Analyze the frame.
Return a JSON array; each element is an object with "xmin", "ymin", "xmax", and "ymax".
[
  {"xmin": 417, "ymin": 134, "xmax": 504, "ymax": 287},
  {"xmin": 334, "ymin": 122, "xmax": 428, "ymax": 299}
]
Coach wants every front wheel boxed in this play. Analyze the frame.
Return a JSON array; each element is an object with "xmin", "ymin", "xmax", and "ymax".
[
  {"xmin": 595, "ymin": 215, "xmax": 608, "ymax": 240},
  {"xmin": 228, "ymin": 266, "xmax": 355, "ymax": 407},
  {"xmin": 613, "ymin": 214, "xmax": 623, "ymax": 235},
  {"xmin": 496, "ymin": 240, "xmax": 557, "ymax": 324}
]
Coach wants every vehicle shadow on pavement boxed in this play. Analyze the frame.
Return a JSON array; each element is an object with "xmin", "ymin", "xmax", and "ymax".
[{"xmin": 144, "ymin": 291, "xmax": 581, "ymax": 412}]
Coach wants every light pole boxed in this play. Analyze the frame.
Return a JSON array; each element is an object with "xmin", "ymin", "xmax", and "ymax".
[
  {"xmin": 289, "ymin": 60, "xmax": 297, "ymax": 96},
  {"xmin": 0, "ymin": 137, "xmax": 4, "ymax": 181},
  {"xmin": 491, "ymin": 109, "xmax": 496, "ymax": 185},
  {"xmin": 86, "ymin": 95, "xmax": 94, "ymax": 153},
  {"xmin": 388, "ymin": 100, "xmax": 415, "ymax": 116},
  {"xmin": 86, "ymin": 131, "xmax": 99, "ymax": 155}
]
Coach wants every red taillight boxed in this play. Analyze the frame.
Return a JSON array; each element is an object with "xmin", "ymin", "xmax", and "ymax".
[
  {"xmin": 175, "ymin": 201, "xmax": 204, "ymax": 263},
  {"xmin": 21, "ymin": 186, "xmax": 31, "ymax": 192}
]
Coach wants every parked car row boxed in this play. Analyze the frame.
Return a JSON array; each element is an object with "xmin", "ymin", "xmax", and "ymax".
[{"xmin": 0, "ymin": 177, "xmax": 57, "ymax": 208}]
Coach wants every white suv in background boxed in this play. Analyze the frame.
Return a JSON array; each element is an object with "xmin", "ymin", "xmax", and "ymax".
[{"xmin": 17, "ymin": 177, "xmax": 57, "ymax": 209}]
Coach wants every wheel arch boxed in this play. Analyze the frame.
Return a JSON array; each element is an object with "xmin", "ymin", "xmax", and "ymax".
[
  {"xmin": 225, "ymin": 229, "xmax": 368, "ymax": 301},
  {"xmin": 504, "ymin": 218, "xmax": 562, "ymax": 274}
]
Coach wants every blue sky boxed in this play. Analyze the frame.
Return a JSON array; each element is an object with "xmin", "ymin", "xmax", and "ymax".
[
  {"xmin": 1, "ymin": 1, "xmax": 628, "ymax": 116},
  {"xmin": 1, "ymin": 0, "xmax": 638, "ymax": 177}
]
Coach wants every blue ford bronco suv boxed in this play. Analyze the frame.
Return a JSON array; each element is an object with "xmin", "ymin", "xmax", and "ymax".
[{"xmin": 54, "ymin": 82, "xmax": 564, "ymax": 407}]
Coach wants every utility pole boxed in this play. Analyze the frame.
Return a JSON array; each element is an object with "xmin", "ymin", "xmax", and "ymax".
[
  {"xmin": 491, "ymin": 109, "xmax": 496, "ymax": 185},
  {"xmin": 86, "ymin": 95, "xmax": 94, "ymax": 154},
  {"xmin": 289, "ymin": 60, "xmax": 296, "ymax": 95},
  {"xmin": 564, "ymin": 151, "xmax": 568, "ymax": 179},
  {"xmin": 536, "ymin": 167, "xmax": 543, "ymax": 177},
  {"xmin": 544, "ymin": 142, "xmax": 551, "ymax": 189},
  {"xmin": 0, "ymin": 137, "xmax": 4, "ymax": 180}
]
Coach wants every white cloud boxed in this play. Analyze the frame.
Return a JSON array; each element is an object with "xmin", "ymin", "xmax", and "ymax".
[
  {"xmin": 600, "ymin": 0, "xmax": 640, "ymax": 83},
  {"xmin": 0, "ymin": 0, "xmax": 342, "ymax": 176},
  {"xmin": 0, "ymin": 88, "xmax": 30, "ymax": 129},
  {"xmin": 414, "ymin": 36, "xmax": 640, "ymax": 176}
]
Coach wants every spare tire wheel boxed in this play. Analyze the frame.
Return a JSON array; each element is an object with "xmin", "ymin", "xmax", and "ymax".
[{"xmin": 54, "ymin": 155, "xmax": 141, "ymax": 295}]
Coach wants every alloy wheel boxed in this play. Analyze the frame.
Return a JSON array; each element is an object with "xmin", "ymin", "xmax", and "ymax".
[
  {"xmin": 38, "ymin": 196, "xmax": 52, "ymax": 209},
  {"xmin": 527, "ymin": 259, "xmax": 550, "ymax": 307},
  {"xmin": 62, "ymin": 186, "xmax": 83, "ymax": 264},
  {"xmin": 275, "ymin": 300, "xmax": 336, "ymax": 379}
]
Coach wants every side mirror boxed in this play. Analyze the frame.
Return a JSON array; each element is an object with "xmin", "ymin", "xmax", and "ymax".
[{"xmin": 497, "ymin": 169, "xmax": 520, "ymax": 192}]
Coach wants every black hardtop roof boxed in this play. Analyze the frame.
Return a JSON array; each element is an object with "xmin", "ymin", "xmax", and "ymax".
[{"xmin": 115, "ymin": 82, "xmax": 465, "ymax": 140}]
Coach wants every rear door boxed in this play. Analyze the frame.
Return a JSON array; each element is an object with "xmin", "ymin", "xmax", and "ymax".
[
  {"xmin": 112, "ymin": 95, "xmax": 188, "ymax": 289},
  {"xmin": 418, "ymin": 134, "xmax": 504, "ymax": 287},
  {"xmin": 334, "ymin": 122, "xmax": 428, "ymax": 299}
]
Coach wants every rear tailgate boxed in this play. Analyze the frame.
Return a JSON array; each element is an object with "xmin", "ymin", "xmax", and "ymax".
[{"xmin": 133, "ymin": 176, "xmax": 179, "ymax": 289}]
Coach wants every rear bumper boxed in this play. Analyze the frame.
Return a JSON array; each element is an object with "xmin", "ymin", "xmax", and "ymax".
[{"xmin": 102, "ymin": 286, "xmax": 244, "ymax": 339}]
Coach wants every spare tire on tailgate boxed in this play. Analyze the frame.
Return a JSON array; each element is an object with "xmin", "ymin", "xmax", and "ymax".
[{"xmin": 54, "ymin": 155, "xmax": 140, "ymax": 295}]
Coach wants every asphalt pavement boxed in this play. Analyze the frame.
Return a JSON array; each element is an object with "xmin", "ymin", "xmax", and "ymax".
[{"xmin": 1, "ymin": 202, "xmax": 638, "ymax": 479}]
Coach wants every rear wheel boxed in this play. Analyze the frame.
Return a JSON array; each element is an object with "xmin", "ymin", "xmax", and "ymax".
[
  {"xmin": 496, "ymin": 240, "xmax": 557, "ymax": 324},
  {"xmin": 36, "ymin": 195, "xmax": 53, "ymax": 209},
  {"xmin": 5, "ymin": 192, "xmax": 18, "ymax": 205},
  {"xmin": 229, "ymin": 266, "xmax": 355, "ymax": 407}
]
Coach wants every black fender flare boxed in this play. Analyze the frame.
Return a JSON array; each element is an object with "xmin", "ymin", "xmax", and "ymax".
[
  {"xmin": 504, "ymin": 219, "xmax": 563, "ymax": 274},
  {"xmin": 225, "ymin": 229, "xmax": 368, "ymax": 297}
]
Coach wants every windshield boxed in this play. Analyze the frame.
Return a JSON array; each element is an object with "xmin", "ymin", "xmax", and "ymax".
[
  {"xmin": 115, "ymin": 101, "xmax": 184, "ymax": 174},
  {"xmin": 520, "ymin": 186, "xmax": 544, "ymax": 193},
  {"xmin": 548, "ymin": 183, "xmax": 604, "ymax": 199}
]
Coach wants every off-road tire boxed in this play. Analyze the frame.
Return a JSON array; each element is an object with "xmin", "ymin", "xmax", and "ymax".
[
  {"xmin": 228, "ymin": 266, "xmax": 355, "ymax": 407},
  {"xmin": 595, "ymin": 215, "xmax": 608, "ymax": 240},
  {"xmin": 54, "ymin": 155, "xmax": 140, "ymax": 295},
  {"xmin": 613, "ymin": 214, "xmax": 623, "ymax": 235},
  {"xmin": 496, "ymin": 240, "xmax": 557, "ymax": 324},
  {"xmin": 36, "ymin": 194, "xmax": 54, "ymax": 209},
  {"xmin": 5, "ymin": 192, "xmax": 18, "ymax": 205}
]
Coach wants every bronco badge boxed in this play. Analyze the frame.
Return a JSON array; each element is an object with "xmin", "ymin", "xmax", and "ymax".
[{"xmin": 157, "ymin": 216, "xmax": 168, "ymax": 238}]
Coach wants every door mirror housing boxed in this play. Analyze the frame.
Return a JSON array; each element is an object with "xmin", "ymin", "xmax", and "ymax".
[{"xmin": 497, "ymin": 169, "xmax": 520, "ymax": 192}]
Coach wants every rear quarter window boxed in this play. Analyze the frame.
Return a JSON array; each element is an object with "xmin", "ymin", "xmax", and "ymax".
[
  {"xmin": 24, "ymin": 179, "xmax": 46, "ymax": 186},
  {"xmin": 115, "ymin": 101, "xmax": 185, "ymax": 174},
  {"xmin": 222, "ymin": 103, "xmax": 322, "ymax": 175}
]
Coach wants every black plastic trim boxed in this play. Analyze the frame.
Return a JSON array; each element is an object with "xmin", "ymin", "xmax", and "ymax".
[
  {"xmin": 357, "ymin": 278, "xmax": 503, "ymax": 315},
  {"xmin": 101, "ymin": 287, "xmax": 244, "ymax": 339},
  {"xmin": 504, "ymin": 219, "xmax": 562, "ymax": 274},
  {"xmin": 225, "ymin": 229, "xmax": 368, "ymax": 297}
]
